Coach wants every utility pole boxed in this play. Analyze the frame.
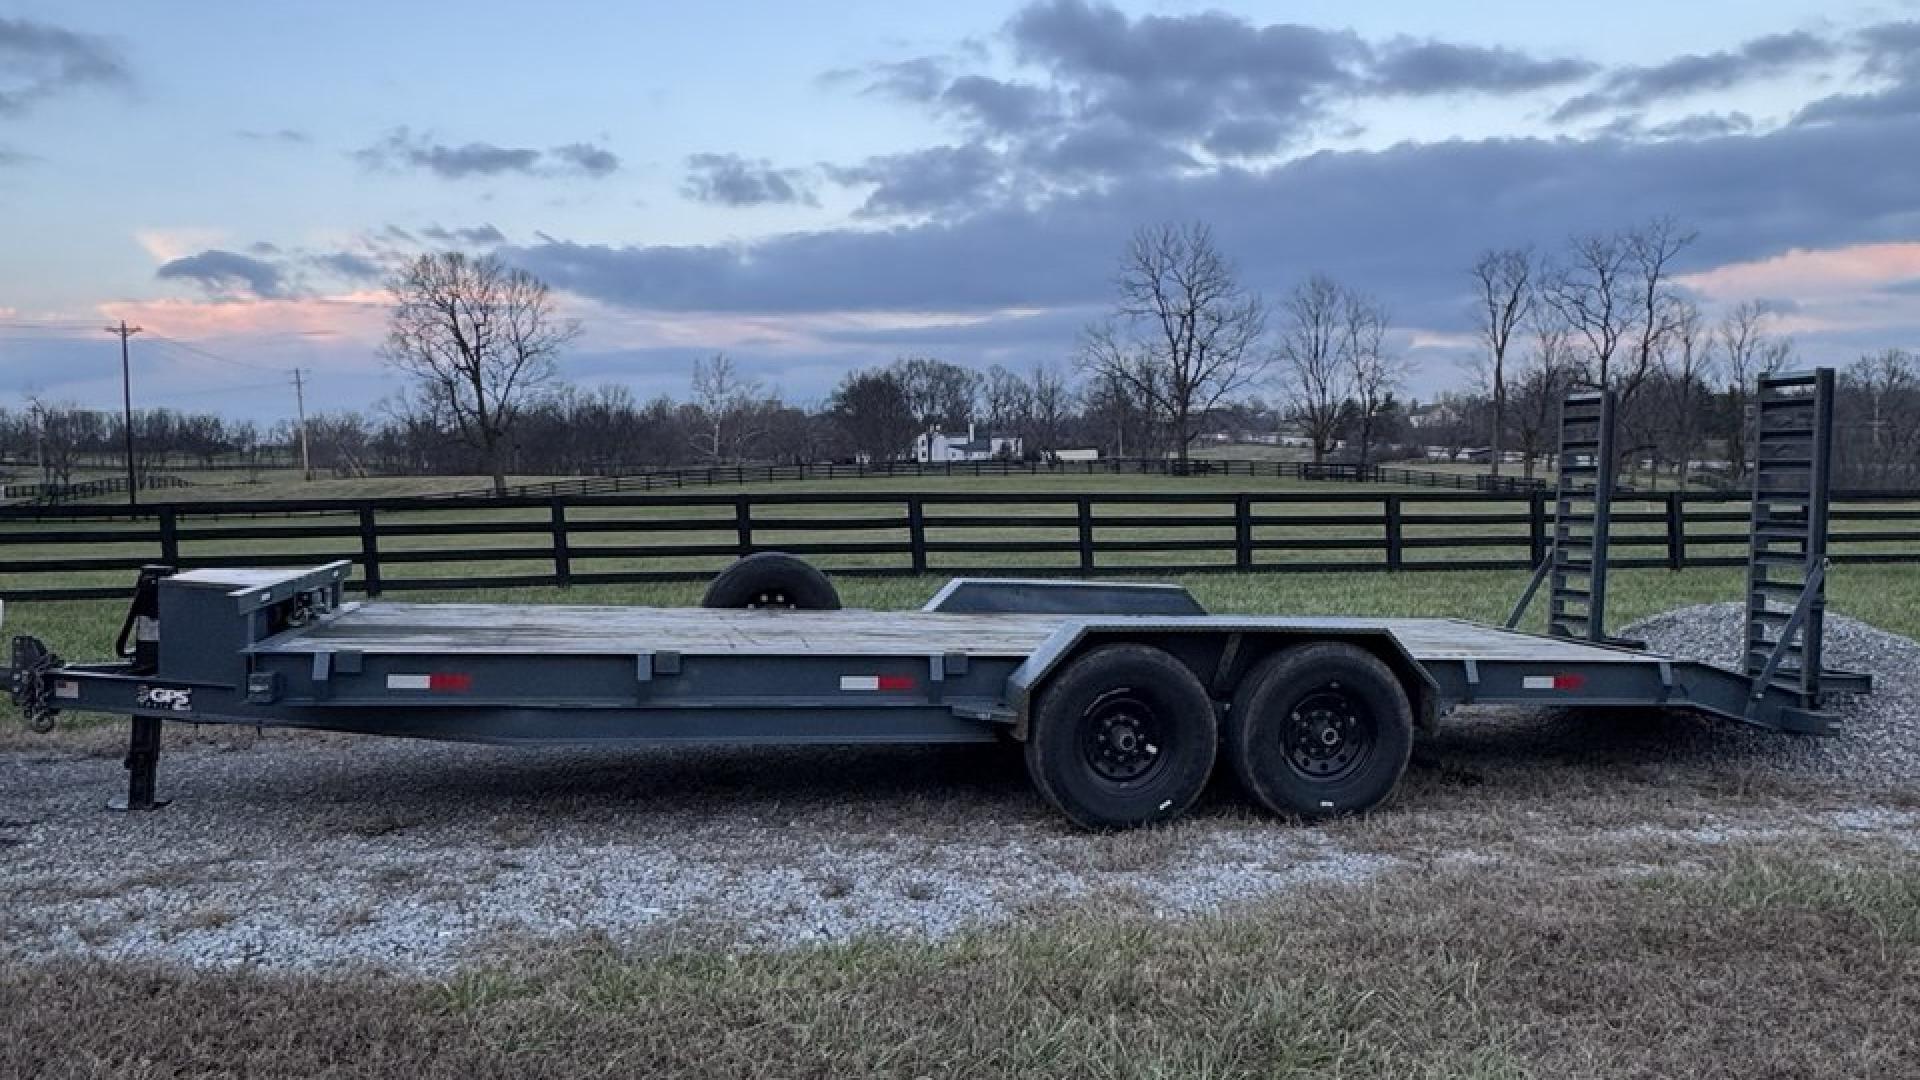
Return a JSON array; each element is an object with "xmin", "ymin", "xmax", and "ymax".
[
  {"xmin": 104, "ymin": 320, "xmax": 143, "ymax": 506},
  {"xmin": 291, "ymin": 368, "xmax": 313, "ymax": 481},
  {"xmin": 28, "ymin": 399, "xmax": 46, "ymax": 484}
]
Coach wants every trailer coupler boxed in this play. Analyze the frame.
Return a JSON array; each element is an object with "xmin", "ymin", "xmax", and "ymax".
[{"xmin": 8, "ymin": 635, "xmax": 64, "ymax": 734}]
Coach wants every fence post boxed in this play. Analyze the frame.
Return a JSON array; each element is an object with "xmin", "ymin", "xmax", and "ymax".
[
  {"xmin": 1384, "ymin": 494, "xmax": 1403, "ymax": 570},
  {"xmin": 358, "ymin": 507, "xmax": 383, "ymax": 596},
  {"xmin": 1665, "ymin": 491, "xmax": 1685, "ymax": 571},
  {"xmin": 1234, "ymin": 494, "xmax": 1253, "ymax": 571},
  {"xmin": 551, "ymin": 497, "xmax": 572, "ymax": 588},
  {"xmin": 908, "ymin": 497, "xmax": 927, "ymax": 574},
  {"xmin": 158, "ymin": 507, "xmax": 179, "ymax": 566},
  {"xmin": 735, "ymin": 495, "xmax": 753, "ymax": 555},
  {"xmin": 1077, "ymin": 496, "xmax": 1095, "ymax": 573},
  {"xmin": 1528, "ymin": 490, "xmax": 1548, "ymax": 568}
]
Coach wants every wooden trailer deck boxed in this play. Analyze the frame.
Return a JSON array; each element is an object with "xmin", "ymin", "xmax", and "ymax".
[{"xmin": 251, "ymin": 601, "xmax": 1666, "ymax": 667}]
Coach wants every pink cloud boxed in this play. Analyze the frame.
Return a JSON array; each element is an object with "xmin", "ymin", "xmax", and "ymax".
[
  {"xmin": 95, "ymin": 292, "xmax": 388, "ymax": 342},
  {"xmin": 1679, "ymin": 242, "xmax": 1920, "ymax": 300}
]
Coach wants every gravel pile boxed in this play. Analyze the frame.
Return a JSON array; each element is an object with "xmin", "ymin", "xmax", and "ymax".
[{"xmin": 1616, "ymin": 602, "xmax": 1920, "ymax": 788}]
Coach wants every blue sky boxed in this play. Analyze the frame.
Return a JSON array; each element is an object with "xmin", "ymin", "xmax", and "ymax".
[{"xmin": 2, "ymin": 0, "xmax": 1919, "ymax": 424}]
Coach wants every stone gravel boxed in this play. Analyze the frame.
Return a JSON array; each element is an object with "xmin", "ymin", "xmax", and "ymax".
[
  {"xmin": 2, "ymin": 738, "xmax": 1394, "ymax": 974},
  {"xmin": 3, "ymin": 602, "xmax": 1917, "ymax": 975},
  {"xmin": 1617, "ymin": 602, "xmax": 1920, "ymax": 787}
]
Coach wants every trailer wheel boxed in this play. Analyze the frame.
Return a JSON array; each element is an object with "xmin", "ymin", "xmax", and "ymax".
[
  {"xmin": 1227, "ymin": 642, "xmax": 1412, "ymax": 820},
  {"xmin": 1025, "ymin": 644, "xmax": 1216, "ymax": 830},
  {"xmin": 701, "ymin": 552, "xmax": 842, "ymax": 610}
]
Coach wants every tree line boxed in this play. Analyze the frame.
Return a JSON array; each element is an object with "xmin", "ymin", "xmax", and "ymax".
[{"xmin": 6, "ymin": 232, "xmax": 1919, "ymax": 493}]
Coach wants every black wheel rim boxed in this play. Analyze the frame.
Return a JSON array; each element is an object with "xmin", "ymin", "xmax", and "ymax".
[
  {"xmin": 1282, "ymin": 682, "xmax": 1376, "ymax": 783},
  {"xmin": 1080, "ymin": 688, "xmax": 1167, "ymax": 787}
]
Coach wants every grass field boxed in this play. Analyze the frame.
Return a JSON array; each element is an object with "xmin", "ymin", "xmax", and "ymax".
[{"xmin": 6, "ymin": 841, "xmax": 1914, "ymax": 1079}]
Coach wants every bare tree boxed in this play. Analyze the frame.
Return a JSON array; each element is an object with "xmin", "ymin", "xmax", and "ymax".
[
  {"xmin": 689, "ymin": 353, "xmax": 765, "ymax": 463},
  {"xmin": 1080, "ymin": 368, "xmax": 1164, "ymax": 458},
  {"xmin": 1545, "ymin": 219, "xmax": 1695, "ymax": 481},
  {"xmin": 1079, "ymin": 222, "xmax": 1267, "ymax": 463},
  {"xmin": 982, "ymin": 365, "xmax": 1034, "ymax": 438},
  {"xmin": 892, "ymin": 356, "xmax": 980, "ymax": 434},
  {"xmin": 1341, "ymin": 291, "xmax": 1404, "ymax": 468},
  {"xmin": 1471, "ymin": 248, "xmax": 1534, "ymax": 477},
  {"xmin": 1841, "ymin": 349, "xmax": 1920, "ymax": 485},
  {"xmin": 382, "ymin": 253, "xmax": 579, "ymax": 495},
  {"xmin": 1276, "ymin": 275, "xmax": 1351, "ymax": 463},
  {"xmin": 1717, "ymin": 300, "xmax": 1793, "ymax": 481},
  {"xmin": 1028, "ymin": 361, "xmax": 1070, "ymax": 455},
  {"xmin": 1619, "ymin": 218, "xmax": 1698, "ymax": 476},
  {"xmin": 1509, "ymin": 314, "xmax": 1580, "ymax": 480},
  {"xmin": 828, "ymin": 369, "xmax": 919, "ymax": 462},
  {"xmin": 23, "ymin": 397, "xmax": 86, "ymax": 485},
  {"xmin": 1543, "ymin": 231, "xmax": 1631, "ymax": 389},
  {"xmin": 1653, "ymin": 301, "xmax": 1714, "ymax": 487}
]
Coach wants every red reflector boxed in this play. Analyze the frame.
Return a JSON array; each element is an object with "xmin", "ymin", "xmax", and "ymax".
[
  {"xmin": 1553, "ymin": 673, "xmax": 1586, "ymax": 691},
  {"xmin": 876, "ymin": 675, "xmax": 916, "ymax": 691},
  {"xmin": 429, "ymin": 673, "xmax": 473, "ymax": 692}
]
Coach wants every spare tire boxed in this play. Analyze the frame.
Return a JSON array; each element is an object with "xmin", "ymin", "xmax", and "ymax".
[{"xmin": 701, "ymin": 552, "xmax": 842, "ymax": 610}]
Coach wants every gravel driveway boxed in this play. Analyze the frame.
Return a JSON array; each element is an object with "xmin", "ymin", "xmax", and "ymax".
[{"xmin": 4, "ymin": 605, "xmax": 1916, "ymax": 974}]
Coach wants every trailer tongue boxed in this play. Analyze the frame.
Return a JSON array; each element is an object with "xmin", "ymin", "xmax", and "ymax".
[{"xmin": 2, "ymin": 371, "xmax": 1873, "ymax": 829}]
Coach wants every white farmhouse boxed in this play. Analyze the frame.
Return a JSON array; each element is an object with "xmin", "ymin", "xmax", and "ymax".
[{"xmin": 913, "ymin": 424, "xmax": 1023, "ymax": 462}]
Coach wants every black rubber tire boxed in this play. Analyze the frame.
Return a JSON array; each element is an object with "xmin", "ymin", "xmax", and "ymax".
[
  {"xmin": 700, "ymin": 552, "xmax": 842, "ymax": 610},
  {"xmin": 1024, "ymin": 643, "xmax": 1217, "ymax": 830},
  {"xmin": 1226, "ymin": 642, "xmax": 1413, "ymax": 820}
]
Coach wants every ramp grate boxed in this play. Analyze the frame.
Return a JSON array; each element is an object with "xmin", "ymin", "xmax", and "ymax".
[
  {"xmin": 1742, "ymin": 369, "xmax": 1833, "ymax": 698},
  {"xmin": 1547, "ymin": 390, "xmax": 1618, "ymax": 642}
]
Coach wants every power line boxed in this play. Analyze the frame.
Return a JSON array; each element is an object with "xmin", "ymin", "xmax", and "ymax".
[
  {"xmin": 144, "ymin": 333, "xmax": 283, "ymax": 373},
  {"xmin": 141, "ymin": 379, "xmax": 292, "ymax": 403}
]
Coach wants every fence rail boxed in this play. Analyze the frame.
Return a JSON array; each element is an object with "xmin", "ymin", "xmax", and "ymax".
[
  {"xmin": 423, "ymin": 458, "xmax": 1549, "ymax": 501},
  {"xmin": 3, "ymin": 487, "xmax": 1916, "ymax": 603},
  {"xmin": 0, "ymin": 474, "xmax": 193, "ymax": 504}
]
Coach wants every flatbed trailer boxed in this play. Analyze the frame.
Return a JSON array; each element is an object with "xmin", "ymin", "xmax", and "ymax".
[{"xmin": 1, "ymin": 371, "xmax": 1875, "ymax": 828}]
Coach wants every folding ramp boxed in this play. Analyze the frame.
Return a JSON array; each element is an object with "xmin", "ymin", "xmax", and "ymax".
[
  {"xmin": 1741, "ymin": 369, "xmax": 1870, "ymax": 712},
  {"xmin": 1546, "ymin": 388, "xmax": 1621, "ymax": 642}
]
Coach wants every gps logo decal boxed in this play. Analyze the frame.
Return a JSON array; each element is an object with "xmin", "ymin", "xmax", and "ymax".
[{"xmin": 136, "ymin": 685, "xmax": 193, "ymax": 713}]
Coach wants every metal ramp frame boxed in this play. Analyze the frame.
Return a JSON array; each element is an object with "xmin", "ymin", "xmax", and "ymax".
[
  {"xmin": 1506, "ymin": 388, "xmax": 1628, "ymax": 642},
  {"xmin": 1740, "ymin": 369, "xmax": 1870, "ymax": 718},
  {"xmin": 1545, "ymin": 389, "xmax": 1621, "ymax": 642}
]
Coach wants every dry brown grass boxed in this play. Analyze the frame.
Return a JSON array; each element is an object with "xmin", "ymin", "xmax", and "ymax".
[{"xmin": 3, "ymin": 843, "xmax": 1914, "ymax": 1080}]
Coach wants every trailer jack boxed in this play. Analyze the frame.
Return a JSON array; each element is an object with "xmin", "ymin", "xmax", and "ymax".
[{"xmin": 109, "ymin": 715, "xmax": 168, "ymax": 812}]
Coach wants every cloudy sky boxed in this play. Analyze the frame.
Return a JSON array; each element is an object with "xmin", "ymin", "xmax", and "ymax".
[{"xmin": 2, "ymin": 0, "xmax": 1918, "ymax": 423}]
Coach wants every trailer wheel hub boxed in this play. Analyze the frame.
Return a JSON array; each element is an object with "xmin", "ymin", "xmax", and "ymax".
[
  {"xmin": 1284, "ymin": 687, "xmax": 1373, "ymax": 781},
  {"xmin": 1081, "ymin": 690, "xmax": 1164, "ymax": 785}
]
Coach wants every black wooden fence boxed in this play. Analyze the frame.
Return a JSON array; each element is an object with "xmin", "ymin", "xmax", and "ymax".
[
  {"xmin": 4, "ymin": 488, "xmax": 1917, "ymax": 603},
  {"xmin": 424, "ymin": 458, "xmax": 1548, "ymax": 501},
  {"xmin": 0, "ymin": 474, "xmax": 193, "ymax": 503}
]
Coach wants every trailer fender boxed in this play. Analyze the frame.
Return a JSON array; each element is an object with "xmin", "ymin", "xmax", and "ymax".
[{"xmin": 1005, "ymin": 621, "xmax": 1439, "ymax": 740}]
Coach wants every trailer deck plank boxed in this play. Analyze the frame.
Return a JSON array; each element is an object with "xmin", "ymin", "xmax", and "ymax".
[{"xmin": 251, "ymin": 602, "xmax": 1671, "ymax": 665}]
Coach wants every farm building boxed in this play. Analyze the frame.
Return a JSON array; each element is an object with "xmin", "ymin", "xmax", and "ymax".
[{"xmin": 913, "ymin": 424, "xmax": 1022, "ymax": 462}]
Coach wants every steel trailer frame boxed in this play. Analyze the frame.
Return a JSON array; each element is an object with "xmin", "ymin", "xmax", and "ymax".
[{"xmin": 1, "ymin": 370, "xmax": 1874, "ymax": 826}]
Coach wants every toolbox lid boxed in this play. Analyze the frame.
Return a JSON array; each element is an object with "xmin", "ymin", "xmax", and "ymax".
[{"xmin": 162, "ymin": 561, "xmax": 351, "ymax": 614}]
